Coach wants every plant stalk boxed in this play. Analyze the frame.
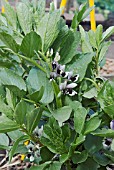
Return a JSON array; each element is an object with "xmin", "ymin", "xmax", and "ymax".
[{"xmin": 84, "ymin": 77, "xmax": 100, "ymax": 91}]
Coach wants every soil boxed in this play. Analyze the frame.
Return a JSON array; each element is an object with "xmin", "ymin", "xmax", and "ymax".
[{"xmin": 100, "ymin": 58, "xmax": 114, "ymax": 79}]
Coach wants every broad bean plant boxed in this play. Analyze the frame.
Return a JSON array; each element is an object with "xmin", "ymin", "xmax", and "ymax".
[{"xmin": 0, "ymin": 0, "xmax": 114, "ymax": 169}]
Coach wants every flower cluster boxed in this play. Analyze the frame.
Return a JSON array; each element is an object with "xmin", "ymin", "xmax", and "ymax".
[
  {"xmin": 24, "ymin": 126, "xmax": 43, "ymax": 163},
  {"xmin": 50, "ymin": 51, "xmax": 79, "ymax": 96},
  {"xmin": 25, "ymin": 142, "xmax": 40, "ymax": 162}
]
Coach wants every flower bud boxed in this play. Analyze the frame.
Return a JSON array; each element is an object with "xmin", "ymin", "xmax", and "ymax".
[
  {"xmin": 50, "ymin": 72, "xmax": 58, "ymax": 81},
  {"xmin": 50, "ymin": 48, "xmax": 53, "ymax": 56},
  {"xmin": 59, "ymin": 81, "xmax": 67, "ymax": 90},
  {"xmin": 110, "ymin": 120, "xmax": 114, "ymax": 130},
  {"xmin": 55, "ymin": 52, "xmax": 60, "ymax": 61}
]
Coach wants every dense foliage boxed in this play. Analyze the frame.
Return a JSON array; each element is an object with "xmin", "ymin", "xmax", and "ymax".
[{"xmin": 0, "ymin": 0, "xmax": 114, "ymax": 169}]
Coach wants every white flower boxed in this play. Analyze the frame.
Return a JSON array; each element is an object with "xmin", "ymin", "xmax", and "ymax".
[
  {"xmin": 56, "ymin": 64, "xmax": 65, "ymax": 75},
  {"xmin": 46, "ymin": 50, "xmax": 50, "ymax": 57},
  {"xmin": 52, "ymin": 61, "xmax": 58, "ymax": 70},
  {"xmin": 110, "ymin": 120, "xmax": 114, "ymax": 130},
  {"xmin": 67, "ymin": 71, "xmax": 73, "ymax": 79},
  {"xmin": 59, "ymin": 81, "xmax": 67, "ymax": 90},
  {"xmin": 47, "ymin": 48, "xmax": 54, "ymax": 57},
  {"xmin": 50, "ymin": 48, "xmax": 53, "ymax": 56},
  {"xmin": 55, "ymin": 51, "xmax": 60, "ymax": 61},
  {"xmin": 65, "ymin": 89, "xmax": 77, "ymax": 96},
  {"xmin": 66, "ymin": 83, "xmax": 77, "ymax": 89},
  {"xmin": 38, "ymin": 125, "xmax": 43, "ymax": 137},
  {"xmin": 102, "ymin": 138, "xmax": 112, "ymax": 150},
  {"xmin": 50, "ymin": 72, "xmax": 58, "ymax": 81},
  {"xmin": 30, "ymin": 155, "xmax": 35, "ymax": 162}
]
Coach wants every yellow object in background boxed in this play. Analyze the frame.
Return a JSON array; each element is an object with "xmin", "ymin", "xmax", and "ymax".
[
  {"xmin": 1, "ymin": 6, "xmax": 5, "ymax": 13},
  {"xmin": 60, "ymin": 0, "xmax": 68, "ymax": 14},
  {"xmin": 1, "ymin": 0, "xmax": 8, "ymax": 13},
  {"xmin": 24, "ymin": 140, "xmax": 29, "ymax": 146},
  {"xmin": 21, "ymin": 140, "xmax": 30, "ymax": 161},
  {"xmin": 89, "ymin": 0, "xmax": 96, "ymax": 31},
  {"xmin": 21, "ymin": 154, "xmax": 26, "ymax": 161}
]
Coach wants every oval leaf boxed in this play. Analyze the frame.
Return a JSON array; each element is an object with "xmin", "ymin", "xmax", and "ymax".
[{"xmin": 21, "ymin": 31, "xmax": 42, "ymax": 58}]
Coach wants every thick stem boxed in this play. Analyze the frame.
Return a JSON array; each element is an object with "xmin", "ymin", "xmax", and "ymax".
[
  {"xmin": 96, "ymin": 48, "xmax": 100, "ymax": 76},
  {"xmin": 22, "ymin": 98, "xmax": 49, "ymax": 112},
  {"xmin": 20, "ymin": 126, "xmax": 43, "ymax": 146},
  {"xmin": 17, "ymin": 53, "xmax": 47, "ymax": 73},
  {"xmin": 85, "ymin": 77, "xmax": 100, "ymax": 91},
  {"xmin": 66, "ymin": 160, "xmax": 72, "ymax": 170}
]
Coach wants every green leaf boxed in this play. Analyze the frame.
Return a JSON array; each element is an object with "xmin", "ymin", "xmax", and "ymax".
[
  {"xmin": 95, "ymin": 25, "xmax": 103, "ymax": 46},
  {"xmin": 72, "ymin": 150, "xmax": 88, "ymax": 164},
  {"xmin": 32, "ymin": 0, "xmax": 45, "ymax": 29},
  {"xmin": 16, "ymin": 2, "xmax": 32, "ymax": 34},
  {"xmin": 69, "ymin": 134, "xmax": 86, "ymax": 157},
  {"xmin": 0, "ymin": 145, "xmax": 10, "ymax": 150},
  {"xmin": 37, "ymin": 10, "xmax": 61, "ymax": 52},
  {"xmin": 20, "ymin": 31, "xmax": 42, "ymax": 58},
  {"xmin": 84, "ymin": 116, "xmax": 101, "ymax": 135},
  {"xmin": 26, "ymin": 107, "xmax": 43, "ymax": 133},
  {"xmin": 98, "ymin": 41, "xmax": 111, "ymax": 63},
  {"xmin": 52, "ymin": 22, "xmax": 69, "ymax": 52},
  {"xmin": 0, "ymin": 68, "xmax": 26, "ymax": 91},
  {"xmin": 77, "ymin": 3, "xmax": 87, "ymax": 22},
  {"xmin": 88, "ymin": 30, "xmax": 97, "ymax": 49},
  {"xmin": 60, "ymin": 30, "xmax": 80, "ymax": 64},
  {"xmin": 15, "ymin": 144, "xmax": 28, "ymax": 155},
  {"xmin": 79, "ymin": 25, "xmax": 93, "ymax": 53},
  {"xmin": 77, "ymin": 158, "xmax": 99, "ymax": 170},
  {"xmin": 92, "ymin": 128, "xmax": 114, "ymax": 138},
  {"xmin": 30, "ymin": 162, "xmax": 51, "ymax": 170},
  {"xmin": 104, "ymin": 150, "xmax": 114, "ymax": 162},
  {"xmin": 0, "ymin": 95, "xmax": 13, "ymax": 119},
  {"xmin": 82, "ymin": 6, "xmax": 95, "ymax": 20},
  {"xmin": 104, "ymin": 104, "xmax": 114, "ymax": 119},
  {"xmin": 41, "ymin": 117, "xmax": 67, "ymax": 154},
  {"xmin": 75, "ymin": 134, "xmax": 86, "ymax": 146},
  {"xmin": 66, "ymin": 53, "xmax": 94, "ymax": 81},
  {"xmin": 74, "ymin": 106, "xmax": 87, "ymax": 134},
  {"xmin": 0, "ymin": 133, "xmax": 9, "ymax": 146},
  {"xmin": 62, "ymin": 124, "xmax": 71, "ymax": 143},
  {"xmin": 52, "ymin": 106, "xmax": 72, "ymax": 125},
  {"xmin": 36, "ymin": 0, "xmax": 45, "ymax": 21},
  {"xmin": 27, "ymin": 68, "xmax": 54, "ymax": 104},
  {"xmin": 48, "ymin": 161, "xmax": 62, "ymax": 170},
  {"xmin": 83, "ymin": 87, "xmax": 97, "ymax": 99},
  {"xmin": 14, "ymin": 100, "xmax": 34, "ymax": 125},
  {"xmin": 102, "ymin": 26, "xmax": 114, "ymax": 41},
  {"xmin": 2, "ymin": 0, "xmax": 17, "ymax": 29},
  {"xmin": 7, "ymin": 130, "xmax": 23, "ymax": 141},
  {"xmin": 111, "ymin": 139, "xmax": 114, "ymax": 151},
  {"xmin": 98, "ymin": 81, "xmax": 114, "ymax": 118},
  {"xmin": 28, "ymin": 86, "xmax": 44, "ymax": 103},
  {"xmin": 30, "ymin": 161, "xmax": 61, "ymax": 170},
  {"xmin": 71, "ymin": 134, "xmax": 86, "ymax": 152},
  {"xmin": 71, "ymin": 12, "xmax": 78, "ymax": 30},
  {"xmin": 93, "ymin": 152, "xmax": 110, "ymax": 166},
  {"xmin": 9, "ymin": 135, "xmax": 29, "ymax": 162},
  {"xmin": 0, "ymin": 114, "xmax": 19, "ymax": 133},
  {"xmin": 40, "ymin": 146, "xmax": 54, "ymax": 162},
  {"xmin": 0, "ymin": 32, "xmax": 19, "ymax": 53},
  {"xmin": 84, "ymin": 135, "xmax": 103, "ymax": 154},
  {"xmin": 6, "ymin": 88, "xmax": 14, "ymax": 110}
]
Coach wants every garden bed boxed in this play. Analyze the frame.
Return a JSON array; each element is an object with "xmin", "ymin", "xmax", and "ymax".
[{"xmin": 100, "ymin": 58, "xmax": 114, "ymax": 79}]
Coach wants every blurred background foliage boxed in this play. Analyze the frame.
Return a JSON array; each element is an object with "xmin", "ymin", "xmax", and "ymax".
[{"xmin": 77, "ymin": 0, "xmax": 114, "ymax": 12}]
